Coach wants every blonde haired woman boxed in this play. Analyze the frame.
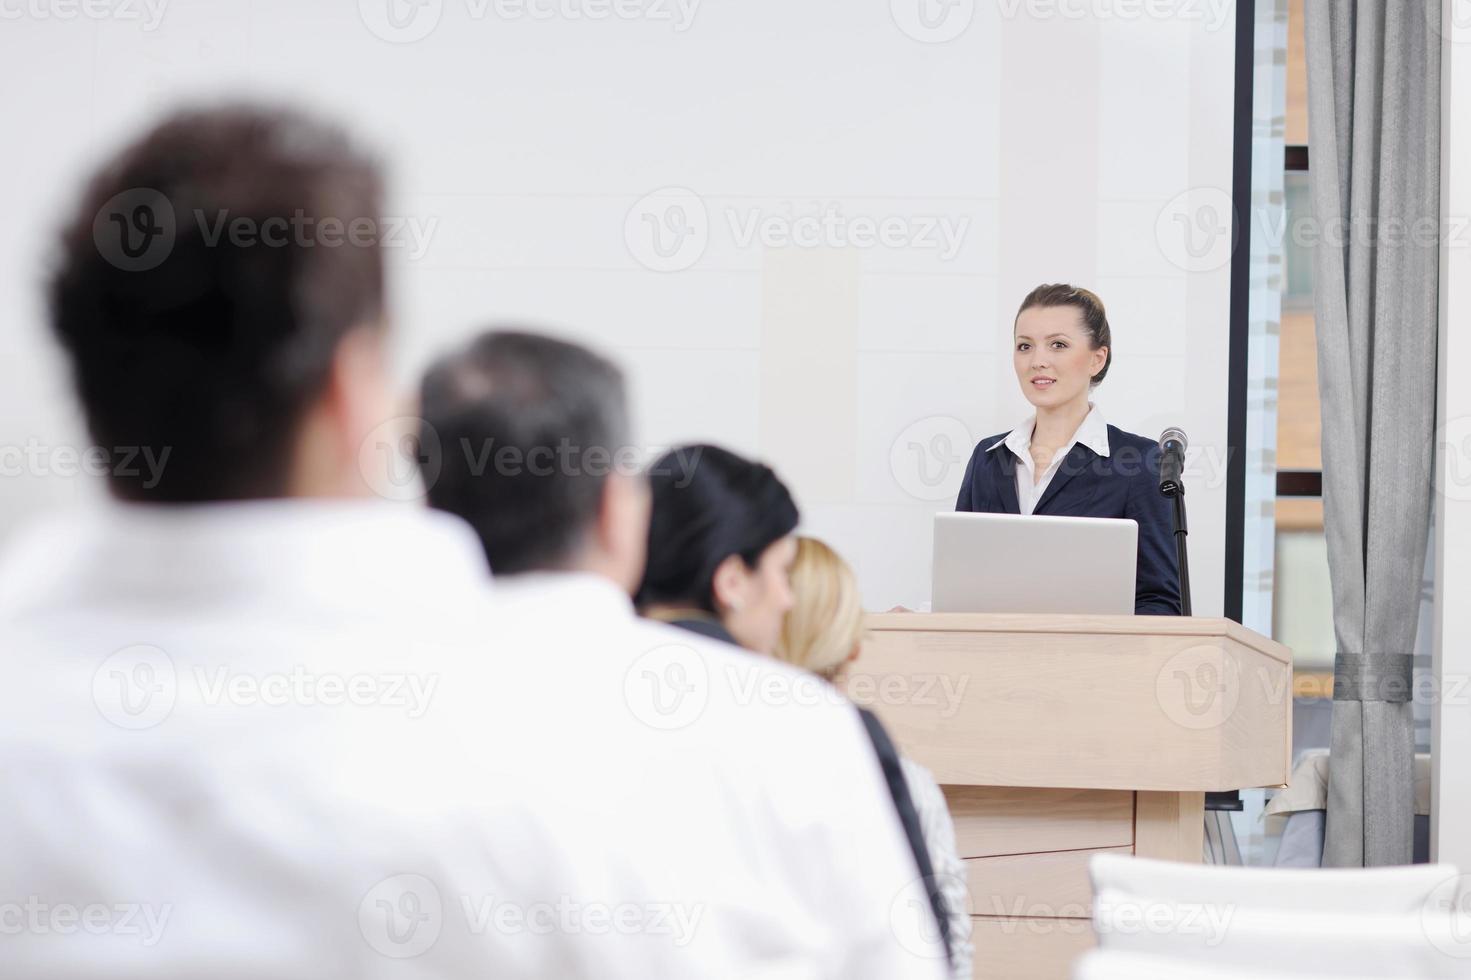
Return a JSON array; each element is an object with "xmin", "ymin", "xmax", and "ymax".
[{"xmin": 775, "ymin": 537, "xmax": 973, "ymax": 978}]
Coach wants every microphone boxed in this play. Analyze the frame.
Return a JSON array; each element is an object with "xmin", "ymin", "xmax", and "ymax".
[{"xmin": 1158, "ymin": 427, "xmax": 1187, "ymax": 497}]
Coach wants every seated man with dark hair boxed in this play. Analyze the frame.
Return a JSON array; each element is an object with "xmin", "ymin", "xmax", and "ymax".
[
  {"xmin": 0, "ymin": 105, "xmax": 944, "ymax": 979},
  {"xmin": 418, "ymin": 329, "xmax": 649, "ymax": 592},
  {"xmin": 419, "ymin": 328, "xmax": 947, "ymax": 977}
]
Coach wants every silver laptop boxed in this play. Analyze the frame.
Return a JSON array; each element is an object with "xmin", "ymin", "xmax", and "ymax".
[{"xmin": 931, "ymin": 512, "xmax": 1138, "ymax": 614}]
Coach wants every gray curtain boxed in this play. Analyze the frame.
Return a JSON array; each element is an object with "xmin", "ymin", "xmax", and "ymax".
[{"xmin": 1303, "ymin": 0, "xmax": 1440, "ymax": 867}]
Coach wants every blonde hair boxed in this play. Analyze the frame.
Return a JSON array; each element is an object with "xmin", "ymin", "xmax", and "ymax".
[{"xmin": 774, "ymin": 536, "xmax": 865, "ymax": 680}]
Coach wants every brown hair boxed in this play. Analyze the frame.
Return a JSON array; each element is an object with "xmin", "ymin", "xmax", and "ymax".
[
  {"xmin": 48, "ymin": 104, "xmax": 385, "ymax": 501},
  {"xmin": 1015, "ymin": 283, "xmax": 1112, "ymax": 387}
]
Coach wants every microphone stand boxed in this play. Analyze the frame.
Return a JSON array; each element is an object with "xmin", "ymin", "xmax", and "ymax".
[
  {"xmin": 1167, "ymin": 489, "xmax": 1192, "ymax": 617},
  {"xmin": 1161, "ymin": 458, "xmax": 1241, "ymax": 815}
]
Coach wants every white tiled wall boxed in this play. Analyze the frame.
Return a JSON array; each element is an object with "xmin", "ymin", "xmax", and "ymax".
[{"xmin": 0, "ymin": 0, "xmax": 1237, "ymax": 612}]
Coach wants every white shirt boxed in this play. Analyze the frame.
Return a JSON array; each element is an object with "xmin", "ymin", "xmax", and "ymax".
[
  {"xmin": 987, "ymin": 403, "xmax": 1111, "ymax": 515},
  {"xmin": 0, "ymin": 501, "xmax": 944, "ymax": 980}
]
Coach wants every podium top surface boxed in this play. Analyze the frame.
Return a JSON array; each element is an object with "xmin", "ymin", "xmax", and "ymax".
[{"xmin": 864, "ymin": 613, "xmax": 1291, "ymax": 666}]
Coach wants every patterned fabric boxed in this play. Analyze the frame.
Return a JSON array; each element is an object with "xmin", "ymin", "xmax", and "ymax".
[{"xmin": 899, "ymin": 756, "xmax": 974, "ymax": 980}]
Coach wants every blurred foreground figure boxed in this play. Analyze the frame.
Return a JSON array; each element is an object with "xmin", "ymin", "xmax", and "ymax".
[{"xmin": 0, "ymin": 106, "xmax": 942, "ymax": 979}]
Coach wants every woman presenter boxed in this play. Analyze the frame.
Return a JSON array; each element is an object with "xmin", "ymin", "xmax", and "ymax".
[{"xmin": 954, "ymin": 283, "xmax": 1181, "ymax": 615}]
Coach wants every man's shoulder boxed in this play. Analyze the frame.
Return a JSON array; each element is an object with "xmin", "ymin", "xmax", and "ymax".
[{"xmin": 612, "ymin": 618, "xmax": 872, "ymax": 759}]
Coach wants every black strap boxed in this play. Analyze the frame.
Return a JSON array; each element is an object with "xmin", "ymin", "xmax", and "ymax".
[{"xmin": 856, "ymin": 707, "xmax": 952, "ymax": 964}]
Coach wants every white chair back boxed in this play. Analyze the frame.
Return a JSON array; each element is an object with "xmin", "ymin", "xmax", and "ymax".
[
  {"xmin": 1085, "ymin": 854, "xmax": 1471, "ymax": 978},
  {"xmin": 1089, "ymin": 853, "xmax": 1456, "ymax": 914},
  {"xmin": 1074, "ymin": 950, "xmax": 1390, "ymax": 980}
]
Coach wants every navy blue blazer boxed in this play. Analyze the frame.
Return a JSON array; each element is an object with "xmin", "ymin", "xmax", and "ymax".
[{"xmin": 954, "ymin": 424, "xmax": 1182, "ymax": 615}]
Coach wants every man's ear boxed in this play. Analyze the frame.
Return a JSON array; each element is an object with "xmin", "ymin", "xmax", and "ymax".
[
  {"xmin": 594, "ymin": 473, "xmax": 651, "ymax": 594},
  {"xmin": 291, "ymin": 324, "xmax": 393, "ymax": 497},
  {"xmin": 710, "ymin": 553, "xmax": 750, "ymax": 614}
]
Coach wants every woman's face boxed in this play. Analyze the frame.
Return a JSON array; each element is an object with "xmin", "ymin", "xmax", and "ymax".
[
  {"xmin": 716, "ymin": 535, "xmax": 798, "ymax": 655},
  {"xmin": 1013, "ymin": 305, "xmax": 1107, "ymax": 411}
]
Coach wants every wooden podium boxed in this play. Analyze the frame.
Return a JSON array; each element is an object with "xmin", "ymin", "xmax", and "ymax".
[{"xmin": 850, "ymin": 613, "xmax": 1292, "ymax": 980}]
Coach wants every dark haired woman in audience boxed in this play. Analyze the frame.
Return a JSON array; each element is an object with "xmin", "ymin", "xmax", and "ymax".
[
  {"xmin": 637, "ymin": 444, "xmax": 956, "ymax": 968},
  {"xmin": 635, "ymin": 444, "xmax": 799, "ymax": 652}
]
